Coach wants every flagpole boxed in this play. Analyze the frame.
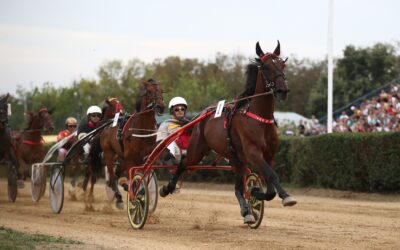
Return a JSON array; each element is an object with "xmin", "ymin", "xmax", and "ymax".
[{"xmin": 327, "ymin": 0, "xmax": 334, "ymax": 133}]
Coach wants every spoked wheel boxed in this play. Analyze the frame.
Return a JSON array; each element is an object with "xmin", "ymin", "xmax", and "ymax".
[
  {"xmin": 49, "ymin": 164, "xmax": 64, "ymax": 214},
  {"xmin": 127, "ymin": 174, "xmax": 149, "ymax": 230},
  {"xmin": 31, "ymin": 164, "xmax": 46, "ymax": 202},
  {"xmin": 147, "ymin": 170, "xmax": 158, "ymax": 214},
  {"xmin": 246, "ymin": 173, "xmax": 264, "ymax": 229},
  {"xmin": 7, "ymin": 163, "xmax": 18, "ymax": 203}
]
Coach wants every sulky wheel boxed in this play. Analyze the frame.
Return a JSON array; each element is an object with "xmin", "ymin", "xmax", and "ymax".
[
  {"xmin": 147, "ymin": 170, "xmax": 158, "ymax": 214},
  {"xmin": 49, "ymin": 164, "xmax": 64, "ymax": 214},
  {"xmin": 127, "ymin": 174, "xmax": 149, "ymax": 230},
  {"xmin": 7, "ymin": 163, "xmax": 18, "ymax": 203},
  {"xmin": 246, "ymin": 173, "xmax": 264, "ymax": 229},
  {"xmin": 31, "ymin": 164, "xmax": 46, "ymax": 202}
]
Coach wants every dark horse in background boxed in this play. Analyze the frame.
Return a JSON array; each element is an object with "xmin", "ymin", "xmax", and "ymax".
[
  {"xmin": 14, "ymin": 107, "xmax": 54, "ymax": 187},
  {"xmin": 0, "ymin": 94, "xmax": 20, "ymax": 186},
  {"xmin": 101, "ymin": 79, "xmax": 165, "ymax": 209},
  {"xmin": 160, "ymin": 41, "xmax": 297, "ymax": 224}
]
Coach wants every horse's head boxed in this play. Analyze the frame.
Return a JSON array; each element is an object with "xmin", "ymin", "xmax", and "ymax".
[
  {"xmin": 103, "ymin": 97, "xmax": 124, "ymax": 120},
  {"xmin": 0, "ymin": 94, "xmax": 9, "ymax": 128},
  {"xmin": 255, "ymin": 41, "xmax": 289, "ymax": 101},
  {"xmin": 139, "ymin": 78, "xmax": 165, "ymax": 115},
  {"xmin": 36, "ymin": 108, "xmax": 54, "ymax": 132}
]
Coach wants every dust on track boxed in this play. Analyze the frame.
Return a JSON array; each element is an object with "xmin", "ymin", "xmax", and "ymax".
[{"xmin": 0, "ymin": 179, "xmax": 399, "ymax": 250}]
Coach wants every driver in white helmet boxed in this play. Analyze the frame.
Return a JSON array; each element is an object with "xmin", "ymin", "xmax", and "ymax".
[
  {"xmin": 156, "ymin": 96, "xmax": 191, "ymax": 165},
  {"xmin": 77, "ymin": 105, "xmax": 103, "ymax": 158}
]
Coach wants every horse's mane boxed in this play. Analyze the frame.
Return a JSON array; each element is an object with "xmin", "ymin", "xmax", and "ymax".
[
  {"xmin": 134, "ymin": 89, "xmax": 145, "ymax": 112},
  {"xmin": 237, "ymin": 62, "xmax": 259, "ymax": 107}
]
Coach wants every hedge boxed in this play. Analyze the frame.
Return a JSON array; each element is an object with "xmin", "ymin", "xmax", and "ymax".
[
  {"xmin": 37, "ymin": 132, "xmax": 399, "ymax": 192},
  {"xmin": 277, "ymin": 132, "xmax": 400, "ymax": 192}
]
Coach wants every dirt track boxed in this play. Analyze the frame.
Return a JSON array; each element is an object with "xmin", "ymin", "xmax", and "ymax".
[{"xmin": 0, "ymin": 179, "xmax": 399, "ymax": 250}]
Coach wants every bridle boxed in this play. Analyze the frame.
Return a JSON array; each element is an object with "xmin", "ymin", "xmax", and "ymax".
[
  {"xmin": 25, "ymin": 108, "xmax": 53, "ymax": 132},
  {"xmin": 143, "ymin": 83, "xmax": 164, "ymax": 111},
  {"xmin": 259, "ymin": 53, "xmax": 288, "ymax": 94}
]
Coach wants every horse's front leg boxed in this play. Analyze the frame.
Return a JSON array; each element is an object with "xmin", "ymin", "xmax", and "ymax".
[
  {"xmin": 88, "ymin": 173, "xmax": 96, "ymax": 203},
  {"xmin": 68, "ymin": 160, "xmax": 80, "ymax": 200},
  {"xmin": 258, "ymin": 159, "xmax": 297, "ymax": 206},
  {"xmin": 234, "ymin": 173, "xmax": 256, "ymax": 224},
  {"xmin": 159, "ymin": 161, "xmax": 186, "ymax": 197},
  {"xmin": 101, "ymin": 146, "xmax": 124, "ymax": 209}
]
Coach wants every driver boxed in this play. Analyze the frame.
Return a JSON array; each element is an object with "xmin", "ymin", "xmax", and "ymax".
[
  {"xmin": 57, "ymin": 117, "xmax": 78, "ymax": 162},
  {"xmin": 156, "ymin": 96, "xmax": 191, "ymax": 165},
  {"xmin": 77, "ymin": 106, "xmax": 103, "ymax": 175}
]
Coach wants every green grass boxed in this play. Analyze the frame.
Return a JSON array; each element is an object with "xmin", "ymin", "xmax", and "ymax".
[{"xmin": 0, "ymin": 225, "xmax": 82, "ymax": 250}]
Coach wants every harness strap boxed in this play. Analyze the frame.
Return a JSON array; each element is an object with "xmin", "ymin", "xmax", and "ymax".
[
  {"xmin": 23, "ymin": 139, "xmax": 44, "ymax": 145},
  {"xmin": 241, "ymin": 111, "xmax": 274, "ymax": 124}
]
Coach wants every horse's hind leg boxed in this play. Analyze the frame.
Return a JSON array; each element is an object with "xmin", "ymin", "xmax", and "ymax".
[
  {"xmin": 234, "ymin": 173, "xmax": 255, "ymax": 224},
  {"xmin": 68, "ymin": 161, "xmax": 80, "ymax": 200},
  {"xmin": 16, "ymin": 158, "xmax": 27, "ymax": 188}
]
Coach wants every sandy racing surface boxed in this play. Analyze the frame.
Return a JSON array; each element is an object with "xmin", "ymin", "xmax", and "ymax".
[{"xmin": 1, "ymin": 178, "xmax": 399, "ymax": 250}]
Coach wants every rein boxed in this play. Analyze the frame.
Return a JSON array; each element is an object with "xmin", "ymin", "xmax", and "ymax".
[{"xmin": 23, "ymin": 129, "xmax": 43, "ymax": 133}]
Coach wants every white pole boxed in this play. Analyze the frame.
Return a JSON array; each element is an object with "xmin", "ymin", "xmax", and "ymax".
[{"xmin": 327, "ymin": 0, "xmax": 334, "ymax": 133}]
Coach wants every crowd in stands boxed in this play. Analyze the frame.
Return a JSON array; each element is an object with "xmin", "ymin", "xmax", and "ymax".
[
  {"xmin": 332, "ymin": 84, "xmax": 400, "ymax": 133},
  {"xmin": 281, "ymin": 84, "xmax": 400, "ymax": 136}
]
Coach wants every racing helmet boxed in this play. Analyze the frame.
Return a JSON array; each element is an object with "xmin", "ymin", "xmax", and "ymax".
[
  {"xmin": 65, "ymin": 117, "xmax": 77, "ymax": 125},
  {"xmin": 86, "ymin": 105, "xmax": 102, "ymax": 115},
  {"xmin": 168, "ymin": 97, "xmax": 187, "ymax": 109}
]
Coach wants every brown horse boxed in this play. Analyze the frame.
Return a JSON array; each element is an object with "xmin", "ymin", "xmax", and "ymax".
[
  {"xmin": 76, "ymin": 96, "xmax": 125, "ymax": 207},
  {"xmin": 160, "ymin": 41, "xmax": 297, "ymax": 224},
  {"xmin": 100, "ymin": 79, "xmax": 165, "ymax": 209},
  {"xmin": 15, "ymin": 107, "xmax": 54, "ymax": 186}
]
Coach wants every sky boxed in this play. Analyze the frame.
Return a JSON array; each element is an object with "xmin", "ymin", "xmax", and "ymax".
[{"xmin": 0, "ymin": 0, "xmax": 399, "ymax": 96}]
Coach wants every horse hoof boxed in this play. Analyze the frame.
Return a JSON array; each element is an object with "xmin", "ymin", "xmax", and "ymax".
[
  {"xmin": 118, "ymin": 177, "xmax": 128, "ymax": 186},
  {"xmin": 282, "ymin": 196, "xmax": 297, "ymax": 207},
  {"xmin": 116, "ymin": 201, "xmax": 124, "ymax": 210},
  {"xmin": 264, "ymin": 191, "xmax": 276, "ymax": 201},
  {"xmin": 172, "ymin": 188, "xmax": 180, "ymax": 194},
  {"xmin": 17, "ymin": 180, "xmax": 25, "ymax": 189},
  {"xmin": 122, "ymin": 183, "xmax": 129, "ymax": 192},
  {"xmin": 243, "ymin": 214, "xmax": 256, "ymax": 224},
  {"xmin": 250, "ymin": 187, "xmax": 265, "ymax": 200},
  {"xmin": 159, "ymin": 186, "xmax": 169, "ymax": 198}
]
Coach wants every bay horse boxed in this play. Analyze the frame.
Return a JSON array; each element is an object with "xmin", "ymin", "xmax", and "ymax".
[
  {"xmin": 15, "ymin": 107, "xmax": 54, "ymax": 186},
  {"xmin": 100, "ymin": 79, "xmax": 165, "ymax": 209},
  {"xmin": 77, "ymin": 96, "xmax": 125, "ymax": 208},
  {"xmin": 0, "ymin": 94, "xmax": 20, "ymax": 182},
  {"xmin": 160, "ymin": 41, "xmax": 297, "ymax": 224}
]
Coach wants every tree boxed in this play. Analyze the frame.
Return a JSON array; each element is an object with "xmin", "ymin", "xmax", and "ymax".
[{"xmin": 308, "ymin": 43, "xmax": 399, "ymax": 118}]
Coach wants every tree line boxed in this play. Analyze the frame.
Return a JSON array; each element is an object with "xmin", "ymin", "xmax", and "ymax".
[{"xmin": 6, "ymin": 42, "xmax": 400, "ymax": 132}]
